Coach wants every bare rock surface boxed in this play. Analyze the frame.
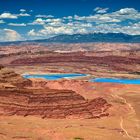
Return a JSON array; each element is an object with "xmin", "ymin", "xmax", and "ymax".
[
  {"xmin": 0, "ymin": 88, "xmax": 111, "ymax": 119},
  {"xmin": 0, "ymin": 67, "xmax": 111, "ymax": 119},
  {"xmin": 0, "ymin": 66, "xmax": 32, "ymax": 88}
]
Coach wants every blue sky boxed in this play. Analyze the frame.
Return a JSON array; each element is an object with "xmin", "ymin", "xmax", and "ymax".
[{"xmin": 0, "ymin": 0, "xmax": 140, "ymax": 42}]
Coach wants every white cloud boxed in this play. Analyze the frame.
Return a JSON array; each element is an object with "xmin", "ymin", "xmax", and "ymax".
[
  {"xmin": 94, "ymin": 7, "xmax": 109, "ymax": 14},
  {"xmin": 74, "ymin": 14, "xmax": 121, "ymax": 23},
  {"xmin": 0, "ymin": 20, "xmax": 5, "ymax": 24},
  {"xmin": 42, "ymin": 26, "xmax": 73, "ymax": 35},
  {"xmin": 8, "ymin": 23, "xmax": 26, "ymax": 26},
  {"xmin": 18, "ymin": 13, "xmax": 30, "ymax": 17},
  {"xmin": 0, "ymin": 12, "xmax": 30, "ymax": 19},
  {"xmin": 26, "ymin": 8, "xmax": 140, "ymax": 39},
  {"xmin": 28, "ymin": 18, "xmax": 63, "ymax": 26},
  {"xmin": 36, "ymin": 15, "xmax": 54, "ymax": 18},
  {"xmin": 85, "ymin": 23, "xmax": 140, "ymax": 35},
  {"xmin": 0, "ymin": 29, "xmax": 23, "ymax": 42},
  {"xmin": 47, "ymin": 19, "xmax": 64, "ymax": 26},
  {"xmin": 74, "ymin": 8, "xmax": 140, "ymax": 23},
  {"xmin": 0, "ymin": 13, "xmax": 17, "ymax": 19},
  {"xmin": 28, "ymin": 18, "xmax": 46, "ymax": 25},
  {"xmin": 111, "ymin": 8, "xmax": 140, "ymax": 21},
  {"xmin": 46, "ymin": 18, "xmax": 62, "ymax": 23},
  {"xmin": 27, "ymin": 22, "xmax": 93, "ymax": 38},
  {"xmin": 117, "ymin": 8, "xmax": 138, "ymax": 15},
  {"xmin": 6, "ymin": 7, "xmax": 139, "ymax": 40},
  {"xmin": 20, "ymin": 9, "xmax": 26, "ymax": 12},
  {"xmin": 63, "ymin": 16, "xmax": 73, "ymax": 20},
  {"xmin": 28, "ymin": 29, "xmax": 37, "ymax": 36},
  {"xmin": 119, "ymin": 23, "xmax": 140, "ymax": 35}
]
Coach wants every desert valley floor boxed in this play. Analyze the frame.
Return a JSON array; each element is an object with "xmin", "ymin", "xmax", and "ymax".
[{"xmin": 0, "ymin": 43, "xmax": 140, "ymax": 140}]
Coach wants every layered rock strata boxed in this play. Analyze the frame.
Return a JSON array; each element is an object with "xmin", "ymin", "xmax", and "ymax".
[{"xmin": 0, "ymin": 88, "xmax": 111, "ymax": 119}]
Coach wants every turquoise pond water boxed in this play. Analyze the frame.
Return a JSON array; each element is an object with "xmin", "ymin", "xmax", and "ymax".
[
  {"xmin": 23, "ymin": 73, "xmax": 140, "ymax": 84},
  {"xmin": 90, "ymin": 78, "xmax": 140, "ymax": 85},
  {"xmin": 23, "ymin": 73, "xmax": 87, "ymax": 80}
]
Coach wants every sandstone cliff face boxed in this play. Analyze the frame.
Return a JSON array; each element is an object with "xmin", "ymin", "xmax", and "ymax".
[
  {"xmin": 10, "ymin": 53, "xmax": 140, "ymax": 73},
  {"xmin": 0, "ymin": 67, "xmax": 111, "ymax": 119},
  {"xmin": 0, "ymin": 67, "xmax": 32, "ymax": 88},
  {"xmin": 0, "ymin": 88, "xmax": 111, "ymax": 119}
]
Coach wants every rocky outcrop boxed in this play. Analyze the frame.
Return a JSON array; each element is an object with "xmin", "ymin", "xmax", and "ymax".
[
  {"xmin": 10, "ymin": 54, "xmax": 140, "ymax": 72},
  {"xmin": 10, "ymin": 55, "xmax": 140, "ymax": 65},
  {"xmin": 0, "ymin": 88, "xmax": 111, "ymax": 119},
  {"xmin": 0, "ymin": 66, "xmax": 111, "ymax": 119},
  {"xmin": 0, "ymin": 67, "xmax": 32, "ymax": 88},
  {"xmin": 0, "ymin": 65, "xmax": 4, "ymax": 70}
]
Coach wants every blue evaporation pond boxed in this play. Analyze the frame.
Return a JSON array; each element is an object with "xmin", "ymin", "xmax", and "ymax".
[
  {"xmin": 90, "ymin": 78, "xmax": 140, "ymax": 85},
  {"xmin": 23, "ymin": 73, "xmax": 87, "ymax": 80}
]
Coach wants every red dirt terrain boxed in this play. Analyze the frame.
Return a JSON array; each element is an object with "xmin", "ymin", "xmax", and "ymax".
[
  {"xmin": 0, "ymin": 66, "xmax": 111, "ymax": 119},
  {"xmin": 0, "ymin": 43, "xmax": 140, "ymax": 78},
  {"xmin": 10, "ymin": 54, "xmax": 140, "ymax": 72},
  {"xmin": 0, "ymin": 89, "xmax": 111, "ymax": 119},
  {"xmin": 0, "ymin": 43, "xmax": 140, "ymax": 139}
]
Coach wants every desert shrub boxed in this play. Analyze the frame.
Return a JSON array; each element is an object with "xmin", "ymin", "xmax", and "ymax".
[{"xmin": 73, "ymin": 137, "xmax": 84, "ymax": 140}]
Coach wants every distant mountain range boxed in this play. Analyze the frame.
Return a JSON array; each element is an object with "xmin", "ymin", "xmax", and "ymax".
[
  {"xmin": 1, "ymin": 33, "xmax": 140, "ymax": 45},
  {"xmin": 43, "ymin": 33, "xmax": 140, "ymax": 43}
]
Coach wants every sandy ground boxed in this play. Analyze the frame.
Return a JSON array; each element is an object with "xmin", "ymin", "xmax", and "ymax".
[
  {"xmin": 0, "ymin": 80, "xmax": 140, "ymax": 140},
  {"xmin": 0, "ymin": 46, "xmax": 140, "ymax": 140}
]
